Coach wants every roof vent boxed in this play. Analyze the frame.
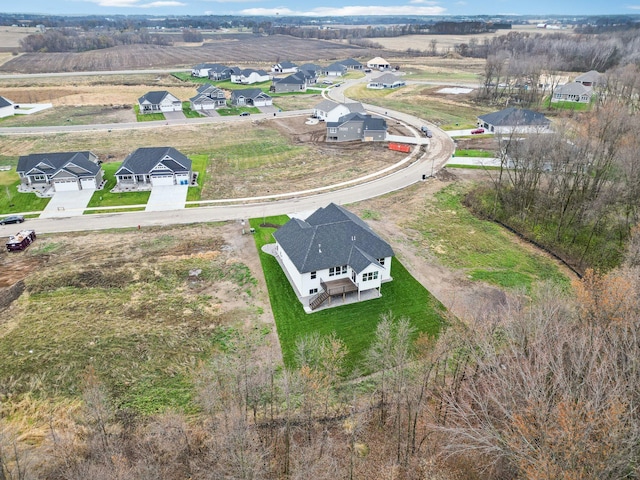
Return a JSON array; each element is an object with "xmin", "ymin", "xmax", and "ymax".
[
  {"xmin": 318, "ymin": 243, "xmax": 322, "ymax": 253},
  {"xmin": 351, "ymin": 235, "xmax": 356, "ymax": 241}
]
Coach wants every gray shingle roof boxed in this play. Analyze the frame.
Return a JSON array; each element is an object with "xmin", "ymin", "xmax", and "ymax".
[
  {"xmin": 17, "ymin": 151, "xmax": 100, "ymax": 177},
  {"xmin": 327, "ymin": 112, "xmax": 387, "ymax": 131},
  {"xmin": 555, "ymin": 82, "xmax": 592, "ymax": 96},
  {"xmin": 478, "ymin": 107, "xmax": 550, "ymax": 127},
  {"xmin": 0, "ymin": 96, "xmax": 12, "ymax": 108},
  {"xmin": 339, "ymin": 58, "xmax": 363, "ymax": 67},
  {"xmin": 314, "ymin": 99, "xmax": 339, "ymax": 111},
  {"xmin": 276, "ymin": 73, "xmax": 306, "ymax": 85},
  {"xmin": 115, "ymin": 147, "xmax": 191, "ymax": 176},
  {"xmin": 231, "ymin": 88, "xmax": 270, "ymax": 100},
  {"xmin": 138, "ymin": 90, "xmax": 176, "ymax": 105},
  {"xmin": 273, "ymin": 203, "xmax": 394, "ymax": 274},
  {"xmin": 575, "ymin": 70, "xmax": 601, "ymax": 84},
  {"xmin": 325, "ymin": 62, "xmax": 347, "ymax": 72}
]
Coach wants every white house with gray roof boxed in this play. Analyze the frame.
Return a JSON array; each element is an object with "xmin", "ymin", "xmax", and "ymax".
[
  {"xmin": 138, "ymin": 91, "xmax": 182, "ymax": 114},
  {"xmin": 313, "ymin": 99, "xmax": 365, "ymax": 122},
  {"xmin": 231, "ymin": 68, "xmax": 270, "ymax": 85},
  {"xmin": 115, "ymin": 147, "xmax": 192, "ymax": 188},
  {"xmin": 0, "ymin": 96, "xmax": 15, "ymax": 118},
  {"xmin": 551, "ymin": 82, "xmax": 593, "ymax": 103},
  {"xmin": 477, "ymin": 107, "xmax": 551, "ymax": 134},
  {"xmin": 230, "ymin": 89, "xmax": 272, "ymax": 107},
  {"xmin": 273, "ymin": 203, "xmax": 394, "ymax": 310},
  {"xmin": 367, "ymin": 73, "xmax": 405, "ymax": 89},
  {"xmin": 16, "ymin": 151, "xmax": 104, "ymax": 192}
]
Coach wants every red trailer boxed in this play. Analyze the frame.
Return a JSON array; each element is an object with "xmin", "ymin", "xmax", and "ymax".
[{"xmin": 6, "ymin": 230, "xmax": 36, "ymax": 252}]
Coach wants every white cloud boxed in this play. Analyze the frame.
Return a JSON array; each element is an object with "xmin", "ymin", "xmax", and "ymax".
[
  {"xmin": 239, "ymin": 5, "xmax": 447, "ymax": 16},
  {"xmin": 84, "ymin": 0, "xmax": 185, "ymax": 7},
  {"xmin": 408, "ymin": 0, "xmax": 439, "ymax": 4},
  {"xmin": 627, "ymin": 4, "xmax": 640, "ymax": 9}
]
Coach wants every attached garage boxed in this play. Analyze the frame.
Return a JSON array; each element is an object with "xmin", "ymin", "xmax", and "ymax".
[
  {"xmin": 175, "ymin": 173, "xmax": 190, "ymax": 185},
  {"xmin": 53, "ymin": 179, "xmax": 80, "ymax": 191},
  {"xmin": 80, "ymin": 178, "xmax": 97, "ymax": 190},
  {"xmin": 151, "ymin": 175, "xmax": 175, "ymax": 186}
]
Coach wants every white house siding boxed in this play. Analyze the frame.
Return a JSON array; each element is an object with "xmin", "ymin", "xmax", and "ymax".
[
  {"xmin": 358, "ymin": 264, "xmax": 384, "ymax": 290},
  {"xmin": 278, "ymin": 247, "xmax": 305, "ymax": 295},
  {"xmin": 159, "ymin": 99, "xmax": 182, "ymax": 112},
  {"xmin": 0, "ymin": 105, "xmax": 14, "ymax": 118}
]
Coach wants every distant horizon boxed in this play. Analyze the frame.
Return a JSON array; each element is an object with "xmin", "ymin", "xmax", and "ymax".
[{"xmin": 2, "ymin": 1, "xmax": 639, "ymax": 19}]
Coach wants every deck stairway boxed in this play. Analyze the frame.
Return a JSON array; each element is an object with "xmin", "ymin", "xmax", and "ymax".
[{"xmin": 309, "ymin": 290, "xmax": 330, "ymax": 310}]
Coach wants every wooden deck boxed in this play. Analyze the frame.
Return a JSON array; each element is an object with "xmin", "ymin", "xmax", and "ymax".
[{"xmin": 321, "ymin": 278, "xmax": 358, "ymax": 295}]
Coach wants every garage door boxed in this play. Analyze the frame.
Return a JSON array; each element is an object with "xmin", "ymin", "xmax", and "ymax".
[
  {"xmin": 151, "ymin": 175, "xmax": 174, "ymax": 186},
  {"xmin": 175, "ymin": 174, "xmax": 190, "ymax": 185},
  {"xmin": 80, "ymin": 178, "xmax": 96, "ymax": 190},
  {"xmin": 54, "ymin": 180, "xmax": 79, "ymax": 191}
]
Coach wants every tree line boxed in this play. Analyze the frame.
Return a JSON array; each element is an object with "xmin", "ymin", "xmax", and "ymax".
[
  {"xmin": 3, "ymin": 255, "xmax": 640, "ymax": 479},
  {"xmin": 19, "ymin": 28, "xmax": 171, "ymax": 53}
]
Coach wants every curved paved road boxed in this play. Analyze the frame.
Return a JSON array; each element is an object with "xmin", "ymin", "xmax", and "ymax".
[{"xmin": 0, "ymin": 71, "xmax": 455, "ymax": 236}]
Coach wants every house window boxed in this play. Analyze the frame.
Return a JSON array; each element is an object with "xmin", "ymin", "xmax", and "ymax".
[
  {"xmin": 310, "ymin": 271, "xmax": 316, "ymax": 279},
  {"xmin": 32, "ymin": 175, "xmax": 46, "ymax": 182},
  {"xmin": 309, "ymin": 288, "xmax": 318, "ymax": 295},
  {"xmin": 328, "ymin": 127, "xmax": 337, "ymax": 133},
  {"xmin": 329, "ymin": 265, "xmax": 347, "ymax": 277},
  {"xmin": 363, "ymin": 271, "xmax": 379, "ymax": 282},
  {"xmin": 377, "ymin": 258, "xmax": 385, "ymax": 266}
]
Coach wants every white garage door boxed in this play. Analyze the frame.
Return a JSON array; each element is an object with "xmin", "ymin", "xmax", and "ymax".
[
  {"xmin": 80, "ymin": 178, "xmax": 96, "ymax": 190},
  {"xmin": 151, "ymin": 175, "xmax": 174, "ymax": 186},
  {"xmin": 54, "ymin": 180, "xmax": 79, "ymax": 191},
  {"xmin": 175, "ymin": 174, "xmax": 189, "ymax": 185}
]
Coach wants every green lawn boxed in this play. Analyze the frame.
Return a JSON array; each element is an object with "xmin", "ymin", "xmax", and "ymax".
[
  {"xmin": 134, "ymin": 105, "xmax": 165, "ymax": 122},
  {"xmin": 454, "ymin": 149, "xmax": 495, "ymax": 158},
  {"xmin": 0, "ymin": 157, "xmax": 50, "ymax": 215},
  {"xmin": 410, "ymin": 184, "xmax": 570, "ymax": 292},
  {"xmin": 544, "ymin": 96, "xmax": 592, "ymax": 111},
  {"xmin": 186, "ymin": 154, "xmax": 209, "ymax": 202},
  {"xmin": 85, "ymin": 162, "xmax": 150, "ymax": 212},
  {"xmin": 250, "ymin": 216, "xmax": 445, "ymax": 374},
  {"xmin": 182, "ymin": 101, "xmax": 205, "ymax": 118}
]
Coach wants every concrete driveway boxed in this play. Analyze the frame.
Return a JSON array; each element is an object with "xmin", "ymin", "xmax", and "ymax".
[
  {"xmin": 40, "ymin": 190, "xmax": 95, "ymax": 218},
  {"xmin": 145, "ymin": 185, "xmax": 189, "ymax": 212},
  {"xmin": 164, "ymin": 110, "xmax": 186, "ymax": 121}
]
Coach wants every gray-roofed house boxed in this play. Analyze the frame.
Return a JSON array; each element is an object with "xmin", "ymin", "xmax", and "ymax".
[
  {"xmin": 191, "ymin": 63, "xmax": 230, "ymax": 78},
  {"xmin": 575, "ymin": 70, "xmax": 601, "ymax": 87},
  {"xmin": 551, "ymin": 82, "xmax": 593, "ymax": 104},
  {"xmin": 298, "ymin": 63, "xmax": 322, "ymax": 76},
  {"xmin": 272, "ymin": 202, "xmax": 394, "ymax": 310},
  {"xmin": 271, "ymin": 72, "xmax": 309, "ymax": 93},
  {"xmin": 271, "ymin": 61, "xmax": 298, "ymax": 74},
  {"xmin": 230, "ymin": 69, "xmax": 270, "ymax": 85},
  {"xmin": 339, "ymin": 58, "xmax": 363, "ymax": 70},
  {"xmin": 0, "ymin": 96, "xmax": 15, "ymax": 118},
  {"xmin": 16, "ymin": 151, "xmax": 104, "ymax": 192},
  {"xmin": 367, "ymin": 73, "xmax": 405, "ymax": 89},
  {"xmin": 326, "ymin": 113, "xmax": 387, "ymax": 142},
  {"xmin": 115, "ymin": 147, "xmax": 192, "ymax": 188},
  {"xmin": 206, "ymin": 64, "xmax": 233, "ymax": 81},
  {"xmin": 138, "ymin": 91, "xmax": 182, "ymax": 114},
  {"xmin": 230, "ymin": 89, "xmax": 273, "ymax": 107},
  {"xmin": 323, "ymin": 62, "xmax": 347, "ymax": 77},
  {"xmin": 190, "ymin": 84, "xmax": 227, "ymax": 110},
  {"xmin": 477, "ymin": 107, "xmax": 551, "ymax": 134},
  {"xmin": 313, "ymin": 99, "xmax": 365, "ymax": 122}
]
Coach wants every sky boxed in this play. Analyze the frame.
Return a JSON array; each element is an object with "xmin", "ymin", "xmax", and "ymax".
[{"xmin": 3, "ymin": 0, "xmax": 639, "ymax": 17}]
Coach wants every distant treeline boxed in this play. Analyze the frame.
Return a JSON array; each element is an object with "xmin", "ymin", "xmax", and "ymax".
[{"xmin": 20, "ymin": 28, "xmax": 171, "ymax": 53}]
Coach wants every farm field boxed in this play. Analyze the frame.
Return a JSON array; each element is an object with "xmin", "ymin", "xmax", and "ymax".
[{"xmin": 0, "ymin": 35, "xmax": 376, "ymax": 73}]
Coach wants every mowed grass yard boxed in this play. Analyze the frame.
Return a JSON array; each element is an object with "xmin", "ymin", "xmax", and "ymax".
[
  {"xmin": 409, "ymin": 184, "xmax": 570, "ymax": 291},
  {"xmin": 0, "ymin": 156, "xmax": 50, "ymax": 215},
  {"xmin": 250, "ymin": 216, "xmax": 446, "ymax": 374}
]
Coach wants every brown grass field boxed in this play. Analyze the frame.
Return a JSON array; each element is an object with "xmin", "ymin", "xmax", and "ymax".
[{"xmin": 0, "ymin": 35, "xmax": 376, "ymax": 73}]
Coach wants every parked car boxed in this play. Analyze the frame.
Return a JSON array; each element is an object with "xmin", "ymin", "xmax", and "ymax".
[
  {"xmin": 420, "ymin": 126, "xmax": 433, "ymax": 138},
  {"xmin": 239, "ymin": 112, "xmax": 250, "ymax": 117},
  {"xmin": 0, "ymin": 215, "xmax": 25, "ymax": 225},
  {"xmin": 322, "ymin": 80, "xmax": 333, "ymax": 85},
  {"xmin": 471, "ymin": 128, "xmax": 485, "ymax": 134}
]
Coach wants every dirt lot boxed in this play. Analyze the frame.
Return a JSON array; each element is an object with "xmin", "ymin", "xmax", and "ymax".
[{"xmin": 0, "ymin": 36, "xmax": 379, "ymax": 74}]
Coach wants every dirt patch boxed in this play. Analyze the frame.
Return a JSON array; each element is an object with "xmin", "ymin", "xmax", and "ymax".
[{"xmin": 0, "ymin": 253, "xmax": 42, "ymax": 288}]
